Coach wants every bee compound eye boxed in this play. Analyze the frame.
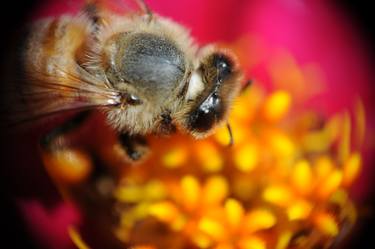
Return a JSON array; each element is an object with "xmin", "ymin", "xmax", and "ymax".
[
  {"xmin": 188, "ymin": 93, "xmax": 223, "ymax": 133},
  {"xmin": 213, "ymin": 53, "xmax": 233, "ymax": 81},
  {"xmin": 190, "ymin": 106, "xmax": 216, "ymax": 132},
  {"xmin": 217, "ymin": 60, "xmax": 228, "ymax": 70}
]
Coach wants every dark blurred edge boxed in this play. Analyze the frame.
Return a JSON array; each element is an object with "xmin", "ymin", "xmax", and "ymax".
[
  {"xmin": 334, "ymin": 2, "xmax": 375, "ymax": 249},
  {"xmin": 0, "ymin": 2, "xmax": 44, "ymax": 249},
  {"xmin": 337, "ymin": 0, "xmax": 375, "ymax": 62},
  {"xmin": 0, "ymin": 0, "xmax": 374, "ymax": 249}
]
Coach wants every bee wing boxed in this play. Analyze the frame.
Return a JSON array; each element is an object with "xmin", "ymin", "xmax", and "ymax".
[
  {"xmin": 1, "ymin": 0, "xmax": 150, "ymax": 127},
  {"xmin": 1, "ymin": 61, "xmax": 121, "ymax": 126}
]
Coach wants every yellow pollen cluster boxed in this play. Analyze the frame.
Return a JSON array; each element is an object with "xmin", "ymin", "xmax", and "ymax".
[{"xmin": 105, "ymin": 83, "xmax": 363, "ymax": 249}]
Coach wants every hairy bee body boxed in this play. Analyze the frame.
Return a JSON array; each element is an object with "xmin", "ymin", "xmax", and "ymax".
[{"xmin": 6, "ymin": 0, "xmax": 242, "ymax": 139}]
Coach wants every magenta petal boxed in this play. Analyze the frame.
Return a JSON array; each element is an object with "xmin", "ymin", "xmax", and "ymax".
[
  {"xmin": 148, "ymin": 0, "xmax": 246, "ymax": 43},
  {"xmin": 241, "ymin": 0, "xmax": 373, "ymax": 114},
  {"xmin": 18, "ymin": 200, "xmax": 80, "ymax": 249}
]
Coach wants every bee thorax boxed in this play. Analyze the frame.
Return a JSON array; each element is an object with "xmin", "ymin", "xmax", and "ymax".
[{"xmin": 107, "ymin": 32, "xmax": 187, "ymax": 104}]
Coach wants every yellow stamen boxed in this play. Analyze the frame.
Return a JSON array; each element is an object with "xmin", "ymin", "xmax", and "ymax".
[
  {"xmin": 114, "ymin": 185, "xmax": 143, "ymax": 203},
  {"xmin": 325, "ymin": 114, "xmax": 342, "ymax": 143},
  {"xmin": 230, "ymin": 89, "xmax": 261, "ymax": 122},
  {"xmin": 196, "ymin": 141, "xmax": 223, "ymax": 172},
  {"xmin": 314, "ymin": 156, "xmax": 334, "ymax": 180},
  {"xmin": 234, "ymin": 144, "xmax": 258, "ymax": 172},
  {"xmin": 355, "ymin": 99, "xmax": 366, "ymax": 147},
  {"xmin": 342, "ymin": 152, "xmax": 362, "ymax": 186},
  {"xmin": 276, "ymin": 231, "xmax": 292, "ymax": 249},
  {"xmin": 232, "ymin": 100, "xmax": 251, "ymax": 120},
  {"xmin": 291, "ymin": 160, "xmax": 313, "ymax": 195},
  {"xmin": 198, "ymin": 218, "xmax": 226, "ymax": 241},
  {"xmin": 314, "ymin": 213, "xmax": 339, "ymax": 236},
  {"xmin": 330, "ymin": 189, "xmax": 348, "ymax": 206},
  {"xmin": 133, "ymin": 203, "xmax": 151, "ymax": 221},
  {"xmin": 203, "ymin": 176, "xmax": 229, "ymax": 205},
  {"xmin": 231, "ymin": 84, "xmax": 264, "ymax": 122},
  {"xmin": 162, "ymin": 147, "xmax": 187, "ymax": 168},
  {"xmin": 238, "ymin": 236, "xmax": 266, "ymax": 249},
  {"xmin": 338, "ymin": 112, "xmax": 351, "ymax": 163},
  {"xmin": 245, "ymin": 209, "xmax": 277, "ymax": 232},
  {"xmin": 119, "ymin": 203, "xmax": 150, "ymax": 228},
  {"xmin": 225, "ymin": 198, "xmax": 245, "ymax": 227},
  {"xmin": 181, "ymin": 175, "xmax": 200, "ymax": 209},
  {"xmin": 192, "ymin": 233, "xmax": 213, "ymax": 249},
  {"xmin": 267, "ymin": 131, "xmax": 295, "ymax": 159},
  {"xmin": 144, "ymin": 180, "xmax": 167, "ymax": 200},
  {"xmin": 68, "ymin": 226, "xmax": 91, "ymax": 249},
  {"xmin": 263, "ymin": 185, "xmax": 294, "ymax": 206},
  {"xmin": 263, "ymin": 90, "xmax": 291, "ymax": 121},
  {"xmin": 317, "ymin": 170, "xmax": 343, "ymax": 199},
  {"xmin": 119, "ymin": 211, "xmax": 136, "ymax": 228},
  {"xmin": 148, "ymin": 201, "xmax": 179, "ymax": 223},
  {"xmin": 302, "ymin": 130, "xmax": 331, "ymax": 153},
  {"xmin": 171, "ymin": 215, "xmax": 186, "ymax": 231},
  {"xmin": 287, "ymin": 199, "xmax": 312, "ymax": 220}
]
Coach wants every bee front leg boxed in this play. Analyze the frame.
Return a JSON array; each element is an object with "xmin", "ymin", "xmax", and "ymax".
[
  {"xmin": 39, "ymin": 111, "xmax": 95, "ymax": 187},
  {"xmin": 40, "ymin": 110, "xmax": 92, "ymax": 151},
  {"xmin": 118, "ymin": 133, "xmax": 149, "ymax": 162}
]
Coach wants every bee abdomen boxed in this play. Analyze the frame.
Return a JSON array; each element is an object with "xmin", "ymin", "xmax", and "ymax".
[{"xmin": 24, "ymin": 17, "xmax": 88, "ymax": 77}]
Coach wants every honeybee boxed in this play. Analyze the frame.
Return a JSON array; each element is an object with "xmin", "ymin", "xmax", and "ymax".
[{"xmin": 2, "ymin": 0, "xmax": 243, "ymax": 161}]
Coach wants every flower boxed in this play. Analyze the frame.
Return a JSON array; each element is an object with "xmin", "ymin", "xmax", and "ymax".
[
  {"xmin": 103, "ymin": 79, "xmax": 361, "ymax": 249},
  {"xmin": 4, "ymin": 1, "xmax": 374, "ymax": 249}
]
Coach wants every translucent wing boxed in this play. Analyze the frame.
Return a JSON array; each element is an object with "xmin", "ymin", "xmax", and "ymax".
[{"xmin": 0, "ymin": 61, "xmax": 121, "ymax": 126}]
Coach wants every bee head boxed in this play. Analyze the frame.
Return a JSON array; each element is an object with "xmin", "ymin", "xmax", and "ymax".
[{"xmin": 181, "ymin": 48, "xmax": 242, "ymax": 138}]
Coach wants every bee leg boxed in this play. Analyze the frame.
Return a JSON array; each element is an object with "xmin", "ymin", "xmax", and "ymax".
[
  {"xmin": 40, "ymin": 110, "xmax": 92, "ymax": 151},
  {"xmin": 118, "ymin": 133, "xmax": 149, "ymax": 162},
  {"xmin": 159, "ymin": 111, "xmax": 177, "ymax": 135}
]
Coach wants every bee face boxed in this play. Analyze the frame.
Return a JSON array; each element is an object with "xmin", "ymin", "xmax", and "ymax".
[{"xmin": 181, "ymin": 50, "xmax": 242, "ymax": 138}]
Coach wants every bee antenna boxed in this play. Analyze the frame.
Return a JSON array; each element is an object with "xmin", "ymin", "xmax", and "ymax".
[{"xmin": 226, "ymin": 122, "xmax": 234, "ymax": 147}]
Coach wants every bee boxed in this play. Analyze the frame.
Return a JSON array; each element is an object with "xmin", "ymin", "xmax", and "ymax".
[{"xmin": 2, "ymin": 0, "xmax": 243, "ymax": 161}]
